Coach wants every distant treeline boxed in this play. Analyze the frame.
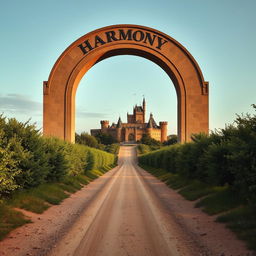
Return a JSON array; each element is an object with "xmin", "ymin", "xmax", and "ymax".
[
  {"xmin": 136, "ymin": 134, "xmax": 178, "ymax": 154},
  {"xmin": 139, "ymin": 105, "xmax": 256, "ymax": 202},
  {"xmin": 75, "ymin": 132, "xmax": 120, "ymax": 154},
  {"xmin": 0, "ymin": 116, "xmax": 116, "ymax": 199}
]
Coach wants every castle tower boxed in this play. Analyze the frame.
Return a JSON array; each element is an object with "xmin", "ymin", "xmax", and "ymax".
[
  {"xmin": 100, "ymin": 120, "xmax": 109, "ymax": 132},
  {"xmin": 133, "ymin": 103, "xmax": 144, "ymax": 123},
  {"xmin": 159, "ymin": 121, "xmax": 168, "ymax": 142}
]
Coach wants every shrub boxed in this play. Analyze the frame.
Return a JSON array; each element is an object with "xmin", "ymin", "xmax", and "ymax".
[
  {"xmin": 138, "ymin": 105, "xmax": 256, "ymax": 202},
  {"xmin": 104, "ymin": 143, "xmax": 120, "ymax": 154},
  {"xmin": 163, "ymin": 134, "xmax": 178, "ymax": 145},
  {"xmin": 95, "ymin": 132, "xmax": 117, "ymax": 145},
  {"xmin": 198, "ymin": 141, "xmax": 234, "ymax": 185},
  {"xmin": 42, "ymin": 137, "xmax": 68, "ymax": 181},
  {"xmin": 139, "ymin": 134, "xmax": 161, "ymax": 147},
  {"xmin": 2, "ymin": 118, "xmax": 49, "ymax": 188},
  {"xmin": 0, "ymin": 115, "xmax": 116, "ymax": 198},
  {"xmin": 162, "ymin": 144, "xmax": 180, "ymax": 173},
  {"xmin": 0, "ymin": 130, "xmax": 21, "ymax": 198},
  {"xmin": 75, "ymin": 132, "xmax": 99, "ymax": 148},
  {"xmin": 137, "ymin": 144, "xmax": 151, "ymax": 154}
]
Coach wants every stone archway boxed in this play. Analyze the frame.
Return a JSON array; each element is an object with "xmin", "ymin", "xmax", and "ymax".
[{"xmin": 43, "ymin": 24, "xmax": 209, "ymax": 143}]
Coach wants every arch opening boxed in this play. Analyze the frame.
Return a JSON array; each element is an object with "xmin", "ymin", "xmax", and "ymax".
[{"xmin": 75, "ymin": 54, "xmax": 177, "ymax": 142}]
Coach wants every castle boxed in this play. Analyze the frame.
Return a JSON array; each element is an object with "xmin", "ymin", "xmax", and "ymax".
[{"xmin": 90, "ymin": 98, "xmax": 168, "ymax": 143}]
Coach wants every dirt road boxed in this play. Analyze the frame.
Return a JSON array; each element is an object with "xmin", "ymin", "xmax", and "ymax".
[
  {"xmin": 1, "ymin": 145, "xmax": 252, "ymax": 256},
  {"xmin": 49, "ymin": 145, "xmax": 193, "ymax": 256}
]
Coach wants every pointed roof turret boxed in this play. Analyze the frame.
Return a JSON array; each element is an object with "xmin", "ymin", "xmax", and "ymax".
[
  {"xmin": 147, "ymin": 113, "xmax": 158, "ymax": 128},
  {"xmin": 117, "ymin": 117, "xmax": 122, "ymax": 128}
]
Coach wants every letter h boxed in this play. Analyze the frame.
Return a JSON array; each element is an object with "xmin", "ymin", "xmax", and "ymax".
[{"xmin": 78, "ymin": 40, "xmax": 94, "ymax": 54}]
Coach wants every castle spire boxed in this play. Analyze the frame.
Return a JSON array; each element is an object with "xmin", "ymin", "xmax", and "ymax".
[
  {"xmin": 143, "ymin": 97, "xmax": 146, "ymax": 123},
  {"xmin": 117, "ymin": 116, "xmax": 122, "ymax": 128}
]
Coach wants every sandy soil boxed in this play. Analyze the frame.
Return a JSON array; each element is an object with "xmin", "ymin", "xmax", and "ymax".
[{"xmin": 0, "ymin": 146, "xmax": 254, "ymax": 256}]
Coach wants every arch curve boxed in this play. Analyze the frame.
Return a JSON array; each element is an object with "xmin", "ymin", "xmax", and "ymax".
[{"xmin": 43, "ymin": 24, "xmax": 209, "ymax": 142}]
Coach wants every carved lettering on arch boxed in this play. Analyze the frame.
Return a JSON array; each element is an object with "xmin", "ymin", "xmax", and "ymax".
[{"xmin": 78, "ymin": 29, "xmax": 168, "ymax": 55}]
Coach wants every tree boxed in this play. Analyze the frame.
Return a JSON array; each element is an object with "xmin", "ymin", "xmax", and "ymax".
[
  {"xmin": 95, "ymin": 132, "xmax": 117, "ymax": 145},
  {"xmin": 163, "ymin": 134, "xmax": 178, "ymax": 145},
  {"xmin": 75, "ymin": 132, "xmax": 99, "ymax": 148},
  {"xmin": 139, "ymin": 134, "xmax": 161, "ymax": 146}
]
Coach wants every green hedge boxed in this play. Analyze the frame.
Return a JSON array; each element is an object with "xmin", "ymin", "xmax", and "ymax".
[
  {"xmin": 0, "ymin": 116, "xmax": 116, "ymax": 199},
  {"xmin": 139, "ymin": 105, "xmax": 256, "ymax": 202}
]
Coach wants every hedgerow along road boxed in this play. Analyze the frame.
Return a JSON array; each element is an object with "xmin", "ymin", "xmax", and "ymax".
[{"xmin": 48, "ymin": 145, "xmax": 201, "ymax": 256}]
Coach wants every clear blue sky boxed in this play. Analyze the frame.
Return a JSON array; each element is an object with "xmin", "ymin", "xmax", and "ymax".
[{"xmin": 0, "ymin": 0, "xmax": 255, "ymax": 135}]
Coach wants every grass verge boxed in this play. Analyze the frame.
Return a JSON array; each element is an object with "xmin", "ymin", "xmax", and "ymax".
[
  {"xmin": 217, "ymin": 206, "xmax": 256, "ymax": 250},
  {"xmin": 9, "ymin": 167, "xmax": 113, "ymax": 214},
  {"xmin": 195, "ymin": 186, "xmax": 244, "ymax": 215},
  {"xmin": 0, "ymin": 203, "xmax": 31, "ymax": 240},
  {"xmin": 1, "ymin": 164, "xmax": 115, "ymax": 240},
  {"xmin": 178, "ymin": 181, "xmax": 217, "ymax": 201},
  {"xmin": 139, "ymin": 164, "xmax": 189, "ymax": 189}
]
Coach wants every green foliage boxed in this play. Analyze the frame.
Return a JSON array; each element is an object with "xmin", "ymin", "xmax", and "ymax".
[
  {"xmin": 139, "ymin": 134, "xmax": 161, "ymax": 147},
  {"xmin": 197, "ymin": 141, "xmax": 234, "ymax": 185},
  {"xmin": 217, "ymin": 206, "xmax": 256, "ymax": 250},
  {"xmin": 0, "ymin": 203, "xmax": 31, "ymax": 240},
  {"xmin": 10, "ymin": 187, "xmax": 55, "ymax": 213},
  {"xmin": 196, "ymin": 186, "xmax": 244, "ymax": 215},
  {"xmin": 137, "ymin": 144, "xmax": 151, "ymax": 154},
  {"xmin": 9, "ymin": 193, "xmax": 49, "ymax": 213},
  {"xmin": 8, "ymin": 174, "xmax": 91, "ymax": 214},
  {"xmin": 163, "ymin": 134, "xmax": 178, "ymax": 145},
  {"xmin": 0, "ymin": 115, "xmax": 116, "ymax": 198},
  {"xmin": 95, "ymin": 132, "xmax": 117, "ymax": 145},
  {"xmin": 139, "ymin": 105, "xmax": 256, "ymax": 202},
  {"xmin": 139, "ymin": 145, "xmax": 179, "ymax": 171},
  {"xmin": 140, "ymin": 164, "xmax": 189, "ymax": 189},
  {"xmin": 0, "ymin": 130, "xmax": 21, "ymax": 197},
  {"xmin": 178, "ymin": 181, "xmax": 217, "ymax": 201},
  {"xmin": 43, "ymin": 137, "xmax": 69, "ymax": 181},
  {"xmin": 75, "ymin": 132, "xmax": 99, "ymax": 148},
  {"xmin": 162, "ymin": 145, "xmax": 180, "ymax": 173},
  {"xmin": 63, "ymin": 143, "xmax": 88, "ymax": 176},
  {"xmin": 75, "ymin": 132, "xmax": 119, "ymax": 156},
  {"xmin": 0, "ymin": 115, "xmax": 117, "ymax": 240},
  {"xmin": 137, "ymin": 142, "xmax": 164, "ymax": 155},
  {"xmin": 2, "ymin": 118, "xmax": 49, "ymax": 188},
  {"xmin": 27, "ymin": 183, "xmax": 69, "ymax": 205},
  {"xmin": 104, "ymin": 143, "xmax": 120, "ymax": 154}
]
